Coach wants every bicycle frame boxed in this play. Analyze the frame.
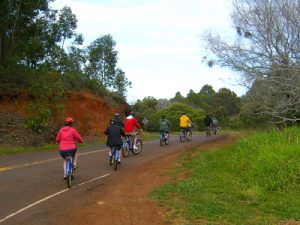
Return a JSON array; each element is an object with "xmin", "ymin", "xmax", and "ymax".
[{"xmin": 65, "ymin": 155, "xmax": 74, "ymax": 188}]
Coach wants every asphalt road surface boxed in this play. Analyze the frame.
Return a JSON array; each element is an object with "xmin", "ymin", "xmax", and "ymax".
[{"xmin": 0, "ymin": 133, "xmax": 224, "ymax": 225}]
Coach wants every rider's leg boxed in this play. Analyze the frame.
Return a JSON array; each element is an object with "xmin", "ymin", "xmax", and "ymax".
[
  {"xmin": 118, "ymin": 147, "xmax": 122, "ymax": 162},
  {"xmin": 160, "ymin": 131, "xmax": 164, "ymax": 140},
  {"xmin": 63, "ymin": 159, "xmax": 66, "ymax": 177},
  {"xmin": 133, "ymin": 137, "xmax": 138, "ymax": 149},
  {"xmin": 73, "ymin": 152, "xmax": 78, "ymax": 168}
]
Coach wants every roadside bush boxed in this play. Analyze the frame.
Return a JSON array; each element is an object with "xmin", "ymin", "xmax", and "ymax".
[{"xmin": 25, "ymin": 70, "xmax": 64, "ymax": 131}]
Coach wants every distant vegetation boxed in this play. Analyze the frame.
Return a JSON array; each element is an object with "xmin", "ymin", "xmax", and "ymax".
[
  {"xmin": 0, "ymin": 0, "xmax": 130, "ymax": 132},
  {"xmin": 150, "ymin": 127, "xmax": 300, "ymax": 224}
]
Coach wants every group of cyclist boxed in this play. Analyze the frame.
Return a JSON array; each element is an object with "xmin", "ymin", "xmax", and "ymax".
[
  {"xmin": 55, "ymin": 111, "xmax": 218, "ymax": 179},
  {"xmin": 203, "ymin": 114, "xmax": 219, "ymax": 136}
]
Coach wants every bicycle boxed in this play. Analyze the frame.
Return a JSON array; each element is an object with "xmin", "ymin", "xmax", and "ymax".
[
  {"xmin": 65, "ymin": 154, "xmax": 75, "ymax": 188},
  {"xmin": 213, "ymin": 125, "xmax": 218, "ymax": 135},
  {"xmin": 109, "ymin": 146, "xmax": 120, "ymax": 171},
  {"xmin": 122, "ymin": 132, "xmax": 143, "ymax": 157},
  {"xmin": 160, "ymin": 131, "xmax": 169, "ymax": 146},
  {"xmin": 206, "ymin": 126, "xmax": 211, "ymax": 137},
  {"xmin": 179, "ymin": 128, "xmax": 192, "ymax": 142}
]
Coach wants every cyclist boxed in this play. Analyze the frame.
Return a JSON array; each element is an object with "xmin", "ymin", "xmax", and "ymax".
[
  {"xmin": 104, "ymin": 119, "xmax": 125, "ymax": 164},
  {"xmin": 124, "ymin": 111, "xmax": 142, "ymax": 150},
  {"xmin": 179, "ymin": 112, "xmax": 192, "ymax": 138},
  {"xmin": 203, "ymin": 114, "xmax": 213, "ymax": 136},
  {"xmin": 56, "ymin": 117, "xmax": 84, "ymax": 179},
  {"xmin": 211, "ymin": 116, "xmax": 218, "ymax": 134},
  {"xmin": 159, "ymin": 114, "xmax": 172, "ymax": 141}
]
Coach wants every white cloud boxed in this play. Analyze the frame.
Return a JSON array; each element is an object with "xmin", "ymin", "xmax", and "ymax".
[{"xmin": 51, "ymin": 0, "xmax": 247, "ymax": 102}]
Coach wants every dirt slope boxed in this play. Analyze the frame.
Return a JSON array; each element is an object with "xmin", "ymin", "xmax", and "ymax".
[{"xmin": 0, "ymin": 90, "xmax": 128, "ymax": 146}]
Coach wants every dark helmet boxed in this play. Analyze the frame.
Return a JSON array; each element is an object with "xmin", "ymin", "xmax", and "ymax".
[
  {"xmin": 161, "ymin": 114, "xmax": 166, "ymax": 119},
  {"xmin": 114, "ymin": 113, "xmax": 120, "ymax": 118},
  {"xmin": 130, "ymin": 111, "xmax": 135, "ymax": 116}
]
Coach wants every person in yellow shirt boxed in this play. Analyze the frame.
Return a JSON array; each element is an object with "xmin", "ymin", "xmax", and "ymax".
[{"xmin": 179, "ymin": 112, "xmax": 192, "ymax": 137}]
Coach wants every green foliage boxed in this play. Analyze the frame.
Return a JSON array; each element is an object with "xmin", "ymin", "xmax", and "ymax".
[
  {"xmin": 150, "ymin": 127, "xmax": 300, "ymax": 224},
  {"xmin": 24, "ymin": 104, "xmax": 52, "ymax": 131},
  {"xmin": 25, "ymin": 71, "xmax": 64, "ymax": 131},
  {"xmin": 133, "ymin": 100, "xmax": 205, "ymax": 132}
]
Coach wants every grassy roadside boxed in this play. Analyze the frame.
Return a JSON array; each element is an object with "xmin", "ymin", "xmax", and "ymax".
[{"xmin": 150, "ymin": 127, "xmax": 300, "ymax": 225}]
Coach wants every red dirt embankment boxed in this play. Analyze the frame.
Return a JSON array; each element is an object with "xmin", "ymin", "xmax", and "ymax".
[
  {"xmin": 0, "ymin": 90, "xmax": 128, "ymax": 145},
  {"xmin": 63, "ymin": 90, "xmax": 128, "ymax": 136}
]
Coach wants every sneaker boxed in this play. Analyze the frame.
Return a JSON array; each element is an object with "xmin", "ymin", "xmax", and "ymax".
[
  {"xmin": 133, "ymin": 145, "xmax": 138, "ymax": 150},
  {"xmin": 63, "ymin": 175, "xmax": 67, "ymax": 180}
]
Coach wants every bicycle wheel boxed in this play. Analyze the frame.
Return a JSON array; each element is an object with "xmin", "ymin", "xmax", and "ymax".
[
  {"xmin": 186, "ymin": 131, "xmax": 192, "ymax": 141},
  {"xmin": 165, "ymin": 137, "xmax": 169, "ymax": 145},
  {"xmin": 111, "ymin": 155, "xmax": 117, "ymax": 170},
  {"xmin": 179, "ymin": 131, "xmax": 185, "ymax": 142},
  {"xmin": 67, "ymin": 175, "xmax": 72, "ymax": 188},
  {"xmin": 132, "ymin": 139, "xmax": 142, "ymax": 154},
  {"xmin": 122, "ymin": 142, "xmax": 130, "ymax": 157}
]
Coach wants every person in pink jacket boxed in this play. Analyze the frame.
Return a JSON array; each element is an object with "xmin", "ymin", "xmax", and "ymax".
[{"xmin": 56, "ymin": 117, "xmax": 84, "ymax": 179}]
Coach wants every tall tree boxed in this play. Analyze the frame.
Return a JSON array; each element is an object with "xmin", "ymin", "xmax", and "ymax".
[
  {"xmin": 202, "ymin": 0, "xmax": 300, "ymax": 122},
  {"xmin": 114, "ymin": 68, "xmax": 131, "ymax": 96},
  {"xmin": 0, "ymin": 0, "xmax": 53, "ymax": 68},
  {"xmin": 86, "ymin": 34, "xmax": 118, "ymax": 88}
]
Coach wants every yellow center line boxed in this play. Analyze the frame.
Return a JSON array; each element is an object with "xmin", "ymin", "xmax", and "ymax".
[{"xmin": 0, "ymin": 148, "xmax": 109, "ymax": 172}]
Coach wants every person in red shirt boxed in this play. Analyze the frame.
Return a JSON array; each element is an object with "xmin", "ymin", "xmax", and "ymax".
[
  {"xmin": 124, "ymin": 112, "xmax": 142, "ymax": 150},
  {"xmin": 56, "ymin": 117, "xmax": 84, "ymax": 179}
]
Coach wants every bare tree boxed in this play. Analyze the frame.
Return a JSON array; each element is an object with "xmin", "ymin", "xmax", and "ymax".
[{"xmin": 202, "ymin": 0, "xmax": 300, "ymax": 122}]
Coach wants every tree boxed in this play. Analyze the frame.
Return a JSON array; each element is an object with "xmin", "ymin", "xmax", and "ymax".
[
  {"xmin": 86, "ymin": 34, "xmax": 118, "ymax": 88},
  {"xmin": 214, "ymin": 88, "xmax": 240, "ymax": 116},
  {"xmin": 0, "ymin": 0, "xmax": 54, "ymax": 68},
  {"xmin": 114, "ymin": 68, "xmax": 131, "ymax": 96},
  {"xmin": 171, "ymin": 91, "xmax": 185, "ymax": 103},
  {"xmin": 55, "ymin": 6, "xmax": 78, "ymax": 49},
  {"xmin": 202, "ymin": 0, "xmax": 300, "ymax": 123},
  {"xmin": 198, "ymin": 85, "xmax": 216, "ymax": 112}
]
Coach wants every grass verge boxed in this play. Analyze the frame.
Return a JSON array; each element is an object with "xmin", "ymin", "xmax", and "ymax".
[{"xmin": 150, "ymin": 127, "xmax": 300, "ymax": 225}]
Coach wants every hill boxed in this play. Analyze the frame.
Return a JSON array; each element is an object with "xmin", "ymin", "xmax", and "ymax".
[{"xmin": 0, "ymin": 90, "xmax": 128, "ymax": 146}]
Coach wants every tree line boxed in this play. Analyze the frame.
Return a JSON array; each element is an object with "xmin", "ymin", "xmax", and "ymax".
[
  {"xmin": 202, "ymin": 0, "xmax": 300, "ymax": 126},
  {"xmin": 131, "ymin": 84, "xmax": 241, "ymax": 132},
  {"xmin": 0, "ymin": 0, "xmax": 131, "ymax": 97}
]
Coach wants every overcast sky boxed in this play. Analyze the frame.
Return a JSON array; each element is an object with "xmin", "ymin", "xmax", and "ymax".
[{"xmin": 51, "ymin": 0, "xmax": 247, "ymax": 103}]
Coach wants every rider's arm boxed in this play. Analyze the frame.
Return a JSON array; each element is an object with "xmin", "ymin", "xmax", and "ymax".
[
  {"xmin": 120, "ymin": 127, "xmax": 125, "ymax": 137},
  {"xmin": 55, "ymin": 130, "xmax": 62, "ymax": 143},
  {"xmin": 73, "ymin": 129, "xmax": 84, "ymax": 143},
  {"xmin": 133, "ymin": 118, "xmax": 141, "ymax": 129}
]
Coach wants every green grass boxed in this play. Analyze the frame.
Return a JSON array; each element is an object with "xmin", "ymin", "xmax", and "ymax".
[{"xmin": 150, "ymin": 127, "xmax": 300, "ymax": 225}]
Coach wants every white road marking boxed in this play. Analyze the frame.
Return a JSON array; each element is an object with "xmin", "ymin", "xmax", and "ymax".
[{"xmin": 0, "ymin": 173, "xmax": 110, "ymax": 223}]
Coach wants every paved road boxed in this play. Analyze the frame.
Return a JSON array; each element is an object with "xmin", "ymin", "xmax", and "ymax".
[{"xmin": 0, "ymin": 134, "xmax": 224, "ymax": 225}]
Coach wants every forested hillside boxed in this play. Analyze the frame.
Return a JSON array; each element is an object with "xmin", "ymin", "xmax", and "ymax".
[{"xmin": 0, "ymin": 0, "xmax": 130, "ymax": 146}]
